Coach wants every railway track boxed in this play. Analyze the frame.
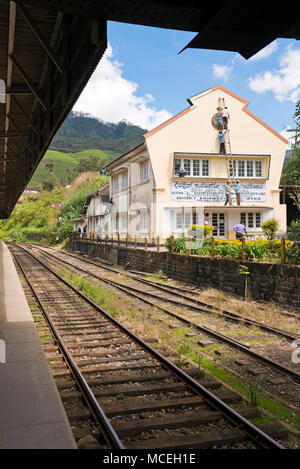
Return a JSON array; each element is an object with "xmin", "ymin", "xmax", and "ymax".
[
  {"xmin": 12, "ymin": 261, "xmax": 114, "ymax": 449},
  {"xmin": 9, "ymin": 244, "xmax": 287, "ymax": 449},
  {"xmin": 36, "ymin": 245, "xmax": 300, "ymax": 341},
  {"xmin": 28, "ymin": 245, "xmax": 300, "ymax": 388}
]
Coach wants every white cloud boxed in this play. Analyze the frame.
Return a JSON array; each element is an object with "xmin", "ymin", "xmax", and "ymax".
[
  {"xmin": 248, "ymin": 41, "xmax": 279, "ymax": 62},
  {"xmin": 73, "ymin": 44, "xmax": 172, "ymax": 130},
  {"xmin": 212, "ymin": 63, "xmax": 233, "ymax": 83},
  {"xmin": 248, "ymin": 46, "xmax": 300, "ymax": 102}
]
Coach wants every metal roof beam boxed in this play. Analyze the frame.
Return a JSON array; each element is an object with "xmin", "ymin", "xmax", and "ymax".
[
  {"xmin": 4, "ymin": 1, "xmax": 17, "ymax": 165},
  {"xmin": 10, "ymin": 95, "xmax": 39, "ymax": 134},
  {"xmin": 15, "ymin": 0, "xmax": 64, "ymax": 74},
  {"xmin": 7, "ymin": 113, "xmax": 33, "ymax": 153},
  {"xmin": 0, "ymin": 132, "xmax": 22, "ymax": 138},
  {"xmin": 6, "ymin": 86, "xmax": 33, "ymax": 95},
  {"xmin": 9, "ymin": 53, "xmax": 47, "ymax": 111}
]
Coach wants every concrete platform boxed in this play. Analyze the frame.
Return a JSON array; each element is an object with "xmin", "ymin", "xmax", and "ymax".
[{"xmin": 0, "ymin": 242, "xmax": 76, "ymax": 449}]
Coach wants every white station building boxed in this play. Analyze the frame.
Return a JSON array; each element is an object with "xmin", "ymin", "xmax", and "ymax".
[{"xmin": 77, "ymin": 85, "xmax": 288, "ymax": 240}]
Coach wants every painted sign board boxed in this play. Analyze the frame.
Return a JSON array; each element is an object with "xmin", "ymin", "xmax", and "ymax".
[{"xmin": 171, "ymin": 181, "xmax": 266, "ymax": 203}]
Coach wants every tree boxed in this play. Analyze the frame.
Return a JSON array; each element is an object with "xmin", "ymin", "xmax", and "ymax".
[
  {"xmin": 45, "ymin": 162, "xmax": 54, "ymax": 173},
  {"xmin": 72, "ymin": 155, "xmax": 104, "ymax": 178},
  {"xmin": 42, "ymin": 181, "xmax": 54, "ymax": 191},
  {"xmin": 262, "ymin": 219, "xmax": 279, "ymax": 240},
  {"xmin": 281, "ymin": 99, "xmax": 300, "ymax": 212}
]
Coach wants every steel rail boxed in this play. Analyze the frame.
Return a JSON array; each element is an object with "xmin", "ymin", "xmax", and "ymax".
[
  {"xmin": 10, "ymin": 244, "xmax": 285, "ymax": 449},
  {"xmin": 38, "ymin": 245, "xmax": 300, "ymax": 342},
  {"xmin": 10, "ymin": 248, "xmax": 124, "ymax": 450},
  {"xmin": 30, "ymin": 245, "xmax": 300, "ymax": 382},
  {"xmin": 128, "ymin": 275, "xmax": 300, "ymax": 340}
]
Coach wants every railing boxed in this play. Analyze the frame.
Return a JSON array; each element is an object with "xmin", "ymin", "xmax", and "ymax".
[
  {"xmin": 70, "ymin": 232, "xmax": 289, "ymax": 264},
  {"xmin": 71, "ymin": 232, "xmax": 163, "ymax": 252}
]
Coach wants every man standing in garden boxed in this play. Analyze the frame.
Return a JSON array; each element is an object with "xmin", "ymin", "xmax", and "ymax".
[{"xmin": 233, "ymin": 221, "xmax": 247, "ymax": 240}]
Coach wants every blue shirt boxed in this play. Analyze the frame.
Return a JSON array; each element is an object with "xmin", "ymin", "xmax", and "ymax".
[
  {"xmin": 218, "ymin": 133, "xmax": 225, "ymax": 143},
  {"xmin": 233, "ymin": 224, "xmax": 246, "ymax": 234},
  {"xmin": 235, "ymin": 183, "xmax": 241, "ymax": 193}
]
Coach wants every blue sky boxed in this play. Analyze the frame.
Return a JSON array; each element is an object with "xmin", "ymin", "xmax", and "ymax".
[{"xmin": 74, "ymin": 21, "xmax": 300, "ymax": 145}]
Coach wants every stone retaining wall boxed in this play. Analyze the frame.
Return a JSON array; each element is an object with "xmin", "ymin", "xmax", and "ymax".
[{"xmin": 69, "ymin": 238, "xmax": 300, "ymax": 309}]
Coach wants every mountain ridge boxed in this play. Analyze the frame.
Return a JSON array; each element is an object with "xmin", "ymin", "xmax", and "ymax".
[{"xmin": 49, "ymin": 111, "xmax": 147, "ymax": 154}]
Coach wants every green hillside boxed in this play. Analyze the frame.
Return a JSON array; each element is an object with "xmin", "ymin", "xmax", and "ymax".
[
  {"xmin": 71, "ymin": 149, "xmax": 119, "ymax": 161},
  {"xmin": 44, "ymin": 150, "xmax": 78, "ymax": 164},
  {"xmin": 29, "ymin": 111, "xmax": 146, "ymax": 187},
  {"xmin": 30, "ymin": 148, "xmax": 119, "ymax": 187}
]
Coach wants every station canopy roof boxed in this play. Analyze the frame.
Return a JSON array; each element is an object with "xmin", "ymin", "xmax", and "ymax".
[{"xmin": 0, "ymin": 0, "xmax": 299, "ymax": 218}]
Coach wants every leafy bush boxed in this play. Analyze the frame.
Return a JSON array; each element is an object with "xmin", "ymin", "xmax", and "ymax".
[
  {"xmin": 287, "ymin": 220, "xmax": 300, "ymax": 241},
  {"xmin": 0, "ymin": 173, "xmax": 109, "ymax": 246},
  {"xmin": 245, "ymin": 242, "xmax": 268, "ymax": 260},
  {"xmin": 286, "ymin": 243, "xmax": 300, "ymax": 264},
  {"xmin": 187, "ymin": 224, "xmax": 214, "ymax": 239},
  {"xmin": 165, "ymin": 234, "xmax": 188, "ymax": 253},
  {"xmin": 7, "ymin": 229, "xmax": 28, "ymax": 243},
  {"xmin": 215, "ymin": 243, "xmax": 242, "ymax": 259},
  {"xmin": 261, "ymin": 219, "xmax": 279, "ymax": 240},
  {"xmin": 54, "ymin": 174, "xmax": 108, "ymax": 242},
  {"xmin": 164, "ymin": 236, "xmax": 294, "ymax": 262},
  {"xmin": 0, "ymin": 187, "xmax": 65, "ymax": 243}
]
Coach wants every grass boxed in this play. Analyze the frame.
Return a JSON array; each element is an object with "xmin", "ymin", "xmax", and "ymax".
[
  {"xmin": 248, "ymin": 378, "xmax": 261, "ymax": 406},
  {"xmin": 40, "ymin": 334, "xmax": 52, "ymax": 341},
  {"xmin": 196, "ymin": 288, "xmax": 300, "ymax": 335},
  {"xmin": 58, "ymin": 269, "xmax": 163, "ymax": 339},
  {"xmin": 174, "ymin": 353, "xmax": 188, "ymax": 369}
]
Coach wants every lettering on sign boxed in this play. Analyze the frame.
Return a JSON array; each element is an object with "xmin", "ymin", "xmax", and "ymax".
[{"xmin": 171, "ymin": 182, "xmax": 266, "ymax": 203}]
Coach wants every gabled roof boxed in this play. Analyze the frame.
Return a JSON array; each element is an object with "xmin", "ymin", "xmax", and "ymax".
[
  {"xmin": 105, "ymin": 142, "xmax": 146, "ymax": 170},
  {"xmin": 144, "ymin": 85, "xmax": 288, "ymax": 144},
  {"xmin": 82, "ymin": 184, "xmax": 110, "ymax": 214}
]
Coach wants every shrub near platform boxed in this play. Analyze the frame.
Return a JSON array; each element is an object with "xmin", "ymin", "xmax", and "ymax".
[{"xmin": 165, "ymin": 236, "xmax": 293, "ymax": 262}]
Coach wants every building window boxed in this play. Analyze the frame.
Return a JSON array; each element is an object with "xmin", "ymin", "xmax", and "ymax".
[
  {"xmin": 184, "ymin": 159, "xmax": 191, "ymax": 176},
  {"xmin": 240, "ymin": 212, "xmax": 262, "ymax": 229},
  {"xmin": 175, "ymin": 212, "xmax": 191, "ymax": 231},
  {"xmin": 255, "ymin": 213, "xmax": 261, "ymax": 227},
  {"xmin": 238, "ymin": 161, "xmax": 245, "ymax": 177},
  {"xmin": 113, "ymin": 175, "xmax": 119, "ymax": 193},
  {"xmin": 192, "ymin": 212, "xmax": 202, "ymax": 225},
  {"xmin": 247, "ymin": 161, "xmax": 253, "ymax": 178},
  {"xmin": 202, "ymin": 159, "xmax": 209, "ymax": 176},
  {"xmin": 112, "ymin": 214, "xmax": 119, "ymax": 232},
  {"xmin": 248, "ymin": 213, "xmax": 254, "ymax": 228},
  {"xmin": 255, "ymin": 161, "xmax": 262, "ymax": 178},
  {"xmin": 140, "ymin": 211, "xmax": 148, "ymax": 232},
  {"xmin": 231, "ymin": 160, "xmax": 263, "ymax": 178},
  {"xmin": 174, "ymin": 159, "xmax": 181, "ymax": 174},
  {"xmin": 120, "ymin": 214, "xmax": 128, "ymax": 232},
  {"xmin": 122, "ymin": 172, "xmax": 128, "ymax": 189},
  {"xmin": 174, "ymin": 158, "xmax": 210, "ymax": 177},
  {"xmin": 140, "ymin": 162, "xmax": 149, "ymax": 182},
  {"xmin": 193, "ymin": 159, "xmax": 200, "ymax": 176},
  {"xmin": 176, "ymin": 212, "xmax": 182, "ymax": 230},
  {"xmin": 212, "ymin": 213, "xmax": 225, "ymax": 237},
  {"xmin": 229, "ymin": 160, "xmax": 236, "ymax": 178},
  {"xmin": 240, "ymin": 213, "xmax": 247, "ymax": 226}
]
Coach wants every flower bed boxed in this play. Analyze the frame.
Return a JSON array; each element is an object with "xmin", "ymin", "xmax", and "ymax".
[{"xmin": 165, "ymin": 235, "xmax": 294, "ymax": 263}]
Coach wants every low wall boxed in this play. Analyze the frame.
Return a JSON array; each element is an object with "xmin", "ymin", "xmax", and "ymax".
[{"xmin": 69, "ymin": 238, "xmax": 300, "ymax": 309}]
